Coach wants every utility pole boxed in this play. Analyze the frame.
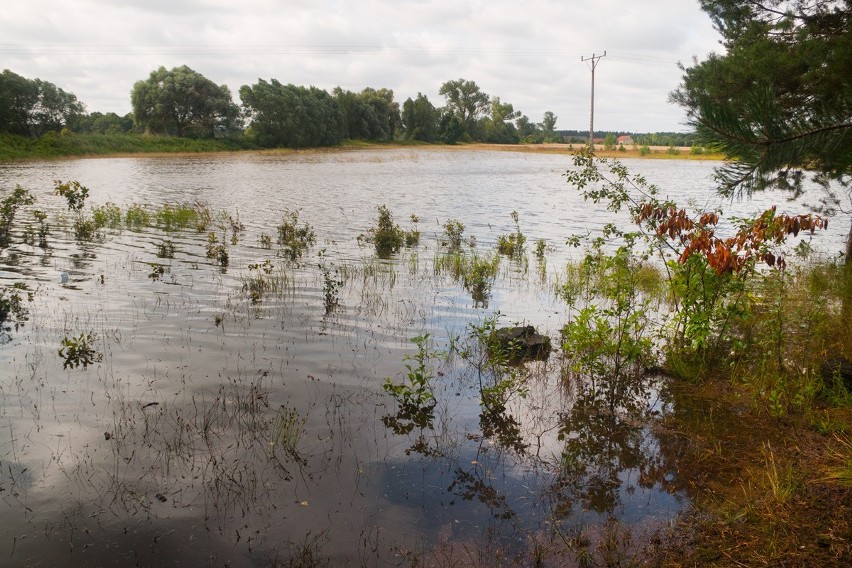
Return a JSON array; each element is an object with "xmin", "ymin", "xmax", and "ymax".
[{"xmin": 581, "ymin": 51, "xmax": 606, "ymax": 147}]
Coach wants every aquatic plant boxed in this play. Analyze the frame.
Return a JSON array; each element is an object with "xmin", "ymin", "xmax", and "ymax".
[
  {"xmin": 441, "ymin": 219, "xmax": 466, "ymax": 250},
  {"xmin": 125, "ymin": 204, "xmax": 151, "ymax": 228},
  {"xmin": 365, "ymin": 205, "xmax": 419, "ymax": 258},
  {"xmin": 0, "ymin": 282, "xmax": 32, "ymax": 332},
  {"xmin": 33, "ymin": 209, "xmax": 49, "ymax": 248},
  {"xmin": 0, "ymin": 185, "xmax": 35, "ymax": 247},
  {"xmin": 276, "ymin": 209, "xmax": 316, "ymax": 261},
  {"xmin": 54, "ymin": 180, "xmax": 101, "ymax": 240},
  {"xmin": 433, "ymin": 249, "xmax": 500, "ymax": 307},
  {"xmin": 157, "ymin": 202, "xmax": 212, "ymax": 232},
  {"xmin": 206, "ymin": 232, "xmax": 229, "ymax": 267},
  {"xmin": 534, "ymin": 238, "xmax": 546, "ymax": 260},
  {"xmin": 53, "ymin": 179, "xmax": 89, "ymax": 213},
  {"xmin": 463, "ymin": 253, "xmax": 500, "ymax": 307},
  {"xmin": 383, "ymin": 334, "xmax": 436, "ymax": 415},
  {"xmin": 242, "ymin": 259, "xmax": 290, "ymax": 304},
  {"xmin": 405, "ymin": 214, "xmax": 420, "ymax": 247},
  {"xmin": 272, "ymin": 405, "xmax": 307, "ymax": 465},
  {"xmin": 92, "ymin": 202, "xmax": 123, "ymax": 229},
  {"xmin": 496, "ymin": 210, "xmax": 526, "ymax": 258},
  {"xmin": 155, "ymin": 239, "xmax": 175, "ymax": 259},
  {"xmin": 147, "ymin": 262, "xmax": 168, "ymax": 281},
  {"xmin": 318, "ymin": 250, "xmax": 343, "ymax": 314},
  {"xmin": 58, "ymin": 332, "xmax": 103, "ymax": 369}
]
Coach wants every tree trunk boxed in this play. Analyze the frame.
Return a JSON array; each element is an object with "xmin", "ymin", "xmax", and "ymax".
[{"xmin": 846, "ymin": 217, "xmax": 852, "ymax": 265}]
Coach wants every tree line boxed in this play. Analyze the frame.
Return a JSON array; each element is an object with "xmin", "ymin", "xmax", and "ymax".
[{"xmin": 1, "ymin": 65, "xmax": 686, "ymax": 149}]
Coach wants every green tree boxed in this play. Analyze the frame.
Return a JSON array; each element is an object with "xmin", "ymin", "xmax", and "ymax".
[
  {"xmin": 401, "ymin": 93, "xmax": 440, "ymax": 142},
  {"xmin": 439, "ymin": 78, "xmax": 490, "ymax": 139},
  {"xmin": 438, "ymin": 111, "xmax": 464, "ymax": 145},
  {"xmin": 0, "ymin": 69, "xmax": 84, "ymax": 137},
  {"xmin": 539, "ymin": 111, "xmax": 559, "ymax": 142},
  {"xmin": 484, "ymin": 97, "xmax": 520, "ymax": 144},
  {"xmin": 239, "ymin": 80, "xmax": 344, "ymax": 148},
  {"xmin": 70, "ymin": 111, "xmax": 134, "ymax": 134},
  {"xmin": 515, "ymin": 114, "xmax": 537, "ymax": 140},
  {"xmin": 131, "ymin": 65, "xmax": 240, "ymax": 138},
  {"xmin": 672, "ymin": 0, "xmax": 852, "ymax": 260},
  {"xmin": 333, "ymin": 87, "xmax": 400, "ymax": 141}
]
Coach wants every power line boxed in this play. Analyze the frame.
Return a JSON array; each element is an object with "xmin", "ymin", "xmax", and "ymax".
[{"xmin": 0, "ymin": 43, "xmax": 681, "ymax": 65}]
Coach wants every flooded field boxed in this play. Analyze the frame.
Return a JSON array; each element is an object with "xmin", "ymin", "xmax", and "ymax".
[{"xmin": 0, "ymin": 149, "xmax": 846, "ymax": 566}]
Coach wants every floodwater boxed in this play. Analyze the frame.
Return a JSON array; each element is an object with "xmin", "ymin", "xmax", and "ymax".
[{"xmin": 0, "ymin": 149, "xmax": 845, "ymax": 566}]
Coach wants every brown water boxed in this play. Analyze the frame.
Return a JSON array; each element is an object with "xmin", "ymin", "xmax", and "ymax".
[{"xmin": 0, "ymin": 149, "xmax": 843, "ymax": 566}]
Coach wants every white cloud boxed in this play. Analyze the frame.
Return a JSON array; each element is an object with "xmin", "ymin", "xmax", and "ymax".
[{"xmin": 1, "ymin": 0, "xmax": 722, "ymax": 132}]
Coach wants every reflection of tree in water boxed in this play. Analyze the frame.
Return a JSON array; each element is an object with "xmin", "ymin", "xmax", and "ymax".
[
  {"xmin": 381, "ymin": 405, "xmax": 444, "ymax": 457},
  {"xmin": 548, "ymin": 372, "xmax": 673, "ymax": 517},
  {"xmin": 448, "ymin": 466, "xmax": 517, "ymax": 521},
  {"xmin": 479, "ymin": 400, "xmax": 528, "ymax": 456}
]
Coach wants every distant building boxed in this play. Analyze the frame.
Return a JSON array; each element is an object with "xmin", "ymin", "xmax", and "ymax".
[{"xmin": 616, "ymin": 135, "xmax": 634, "ymax": 145}]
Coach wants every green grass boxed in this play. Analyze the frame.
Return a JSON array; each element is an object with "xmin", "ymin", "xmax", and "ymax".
[{"xmin": 0, "ymin": 132, "xmax": 257, "ymax": 160}]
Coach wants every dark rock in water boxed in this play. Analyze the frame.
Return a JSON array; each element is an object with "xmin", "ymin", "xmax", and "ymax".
[
  {"xmin": 820, "ymin": 357, "xmax": 852, "ymax": 390},
  {"xmin": 491, "ymin": 325, "xmax": 551, "ymax": 362}
]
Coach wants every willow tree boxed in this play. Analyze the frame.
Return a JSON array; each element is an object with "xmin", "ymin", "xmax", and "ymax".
[
  {"xmin": 0, "ymin": 69, "xmax": 84, "ymax": 137},
  {"xmin": 239, "ymin": 80, "xmax": 344, "ymax": 148},
  {"xmin": 131, "ymin": 65, "xmax": 240, "ymax": 138},
  {"xmin": 672, "ymin": 0, "xmax": 852, "ymax": 261}
]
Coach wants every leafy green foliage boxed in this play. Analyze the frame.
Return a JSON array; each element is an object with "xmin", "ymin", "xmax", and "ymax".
[
  {"xmin": 534, "ymin": 239, "xmax": 546, "ymax": 260},
  {"xmin": 333, "ymin": 87, "xmax": 400, "ymax": 141},
  {"xmin": 564, "ymin": 149, "xmax": 830, "ymax": 381},
  {"xmin": 365, "ymin": 205, "xmax": 419, "ymax": 258},
  {"xmin": 0, "ymin": 282, "xmax": 32, "ymax": 332},
  {"xmin": 131, "ymin": 65, "xmax": 241, "ymax": 138},
  {"xmin": 0, "ymin": 69, "xmax": 84, "ymax": 137},
  {"xmin": 383, "ymin": 334, "xmax": 436, "ymax": 416},
  {"xmin": 0, "ymin": 185, "xmax": 35, "ymax": 246},
  {"xmin": 439, "ymin": 78, "xmax": 490, "ymax": 138},
  {"xmin": 91, "ymin": 202, "xmax": 123, "ymax": 229},
  {"xmin": 496, "ymin": 210, "xmax": 526, "ymax": 258},
  {"xmin": 441, "ymin": 219, "xmax": 466, "ymax": 250},
  {"xmin": 276, "ymin": 210, "xmax": 316, "ymax": 262},
  {"xmin": 54, "ymin": 179, "xmax": 101, "ymax": 240},
  {"xmin": 463, "ymin": 254, "xmax": 500, "ymax": 308},
  {"xmin": 401, "ymin": 93, "xmax": 440, "ymax": 142},
  {"xmin": 242, "ymin": 259, "xmax": 288, "ymax": 304},
  {"xmin": 239, "ymin": 80, "xmax": 344, "ymax": 148},
  {"xmin": 58, "ymin": 332, "xmax": 103, "ymax": 369},
  {"xmin": 53, "ymin": 179, "xmax": 89, "ymax": 213},
  {"xmin": 561, "ymin": 243, "xmax": 656, "ymax": 380},
  {"xmin": 318, "ymin": 249, "xmax": 343, "ymax": 315},
  {"xmin": 482, "ymin": 96, "xmax": 520, "ymax": 144},
  {"xmin": 539, "ymin": 111, "xmax": 559, "ymax": 141}
]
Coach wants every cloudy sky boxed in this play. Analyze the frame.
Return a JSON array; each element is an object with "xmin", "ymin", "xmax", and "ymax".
[{"xmin": 2, "ymin": 1, "xmax": 724, "ymax": 133}]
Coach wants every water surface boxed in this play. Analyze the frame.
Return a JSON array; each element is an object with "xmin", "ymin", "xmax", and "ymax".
[{"xmin": 0, "ymin": 149, "xmax": 842, "ymax": 566}]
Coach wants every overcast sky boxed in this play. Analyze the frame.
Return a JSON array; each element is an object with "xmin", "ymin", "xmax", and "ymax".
[{"xmin": 2, "ymin": 1, "xmax": 724, "ymax": 133}]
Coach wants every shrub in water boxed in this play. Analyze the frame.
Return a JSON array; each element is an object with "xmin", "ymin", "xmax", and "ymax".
[
  {"xmin": 362, "ymin": 206, "xmax": 421, "ymax": 256},
  {"xmin": 276, "ymin": 210, "xmax": 316, "ymax": 261}
]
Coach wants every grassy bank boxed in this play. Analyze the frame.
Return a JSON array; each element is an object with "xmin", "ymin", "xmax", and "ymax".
[
  {"xmin": 0, "ymin": 132, "xmax": 726, "ymax": 161},
  {"xmin": 0, "ymin": 132, "xmax": 257, "ymax": 160}
]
